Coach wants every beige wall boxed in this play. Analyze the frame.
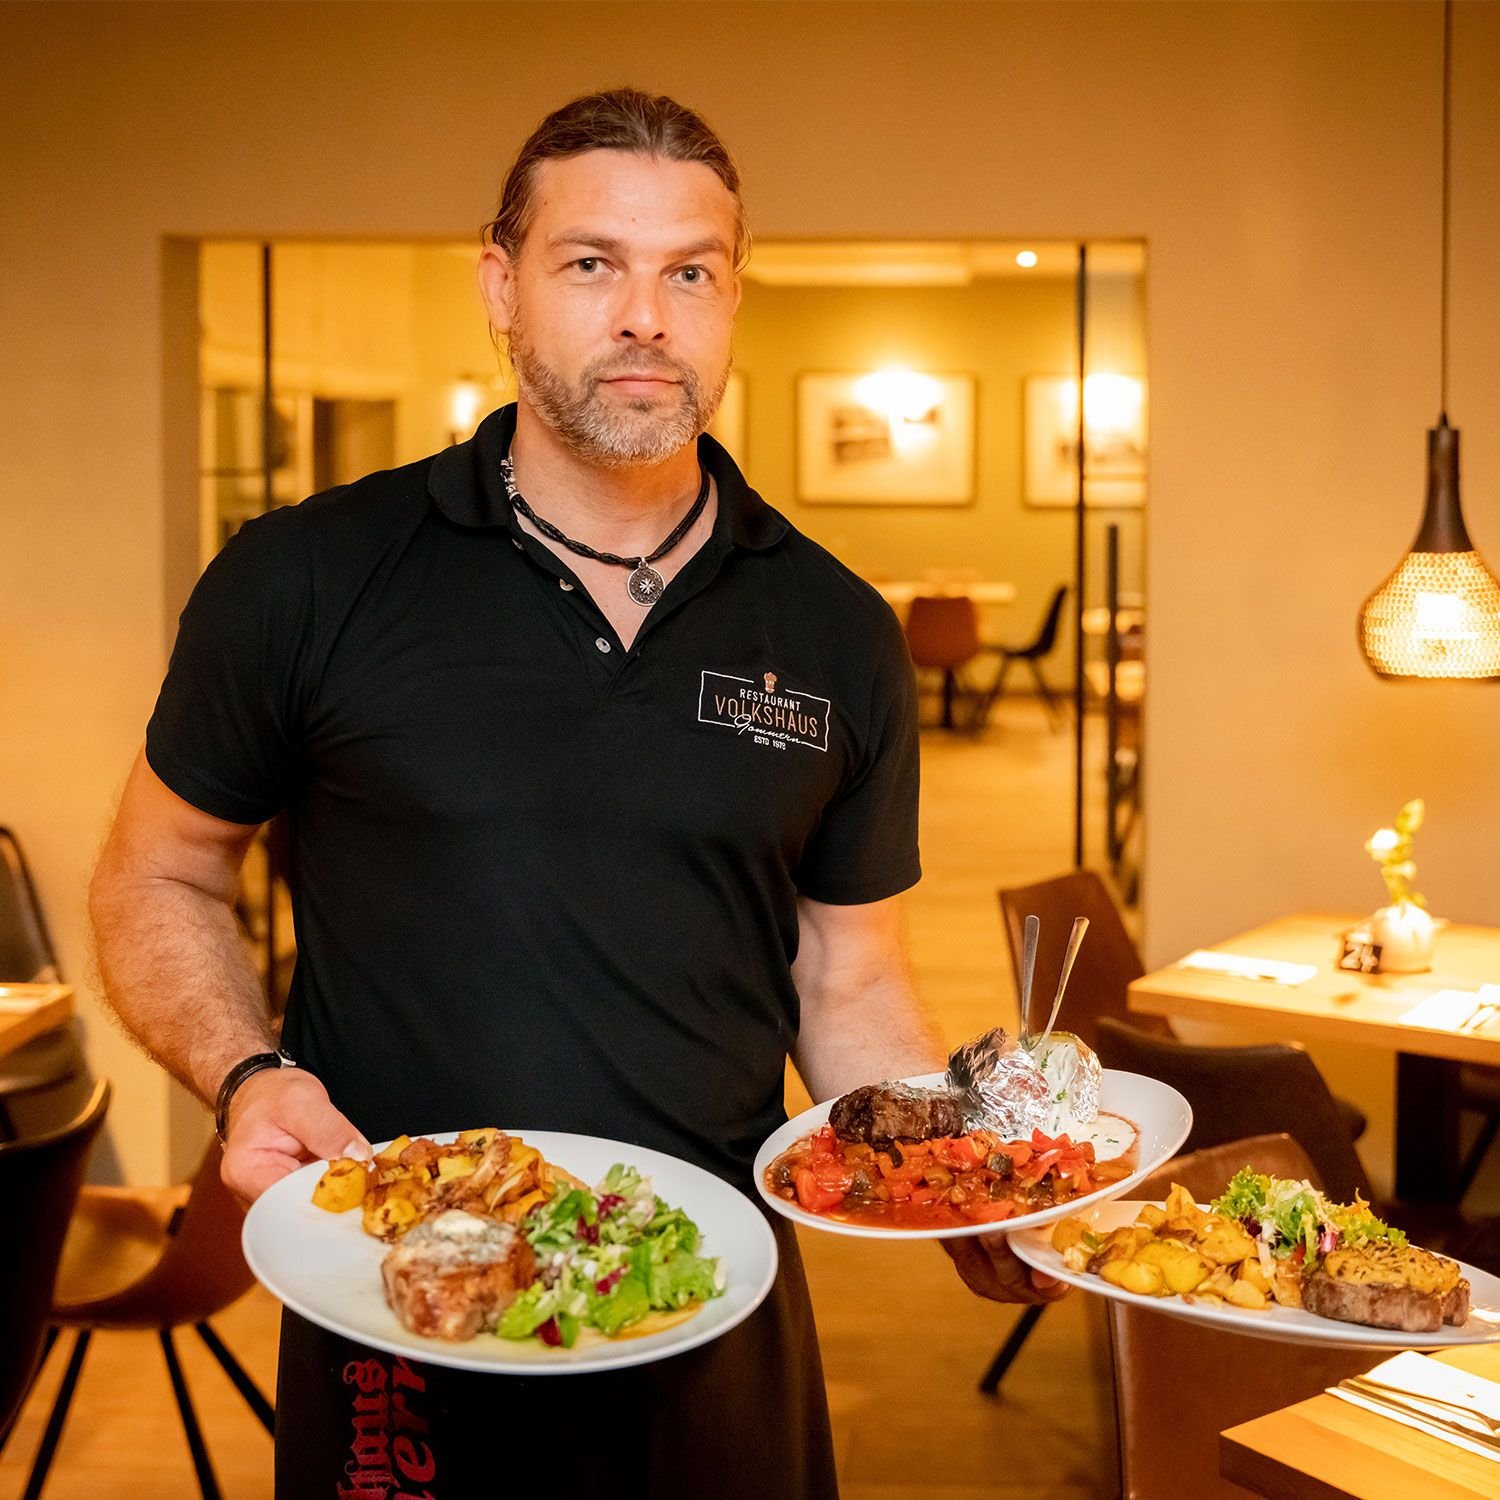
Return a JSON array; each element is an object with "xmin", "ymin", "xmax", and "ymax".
[{"xmin": 4, "ymin": 0, "xmax": 1499, "ymax": 1183}]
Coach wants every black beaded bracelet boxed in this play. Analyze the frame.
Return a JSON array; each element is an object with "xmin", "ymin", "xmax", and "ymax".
[{"xmin": 215, "ymin": 1049, "xmax": 297, "ymax": 1143}]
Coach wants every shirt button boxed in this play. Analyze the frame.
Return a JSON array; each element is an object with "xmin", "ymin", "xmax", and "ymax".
[
  {"xmin": 559, "ymin": 580, "xmax": 574, "ymax": 592},
  {"xmin": 594, "ymin": 637, "xmax": 611, "ymax": 654}
]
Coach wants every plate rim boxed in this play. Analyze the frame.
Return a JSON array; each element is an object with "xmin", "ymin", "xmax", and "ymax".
[
  {"xmin": 241, "ymin": 1127, "xmax": 780, "ymax": 1375},
  {"xmin": 1009, "ymin": 1197, "xmax": 1500, "ymax": 1350},
  {"xmin": 751, "ymin": 1069, "xmax": 1193, "ymax": 1241}
]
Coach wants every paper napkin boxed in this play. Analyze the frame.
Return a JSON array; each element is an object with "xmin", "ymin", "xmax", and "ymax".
[
  {"xmin": 1175, "ymin": 951, "xmax": 1317, "ymax": 986},
  {"xmin": 1330, "ymin": 1351, "xmax": 1500, "ymax": 1464}
]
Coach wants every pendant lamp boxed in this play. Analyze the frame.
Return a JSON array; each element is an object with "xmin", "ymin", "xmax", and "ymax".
[{"xmin": 1358, "ymin": 0, "xmax": 1500, "ymax": 680}]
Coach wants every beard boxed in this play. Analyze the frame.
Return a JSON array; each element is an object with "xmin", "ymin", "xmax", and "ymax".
[{"xmin": 506, "ymin": 312, "xmax": 729, "ymax": 470}]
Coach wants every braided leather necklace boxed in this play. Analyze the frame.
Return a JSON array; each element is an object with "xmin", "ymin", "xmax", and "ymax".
[{"xmin": 499, "ymin": 457, "xmax": 710, "ymax": 607}]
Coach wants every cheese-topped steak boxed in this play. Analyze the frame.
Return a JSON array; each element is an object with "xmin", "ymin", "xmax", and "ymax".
[
  {"xmin": 1301, "ymin": 1243, "xmax": 1470, "ymax": 1333},
  {"xmin": 380, "ymin": 1209, "xmax": 537, "ymax": 1341}
]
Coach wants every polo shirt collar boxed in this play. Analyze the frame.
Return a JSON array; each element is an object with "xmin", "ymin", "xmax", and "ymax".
[{"xmin": 428, "ymin": 402, "xmax": 787, "ymax": 553}]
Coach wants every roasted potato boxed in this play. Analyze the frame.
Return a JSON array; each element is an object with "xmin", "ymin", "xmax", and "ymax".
[
  {"xmin": 1199, "ymin": 1220, "xmax": 1257, "ymax": 1265},
  {"xmin": 1226, "ymin": 1278, "xmax": 1268, "ymax": 1310},
  {"xmin": 375, "ymin": 1134, "xmax": 412, "ymax": 1162},
  {"xmin": 1238, "ymin": 1257, "xmax": 1272, "ymax": 1295},
  {"xmin": 311, "ymin": 1158, "xmax": 369, "ymax": 1213},
  {"xmin": 1051, "ymin": 1217, "xmax": 1091, "ymax": 1254},
  {"xmin": 1119, "ymin": 1260, "xmax": 1166, "ymax": 1297}
]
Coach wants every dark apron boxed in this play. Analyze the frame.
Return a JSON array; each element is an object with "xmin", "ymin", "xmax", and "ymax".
[{"xmin": 273, "ymin": 1214, "xmax": 837, "ymax": 1499}]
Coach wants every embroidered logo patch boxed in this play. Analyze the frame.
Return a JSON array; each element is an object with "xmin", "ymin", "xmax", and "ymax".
[{"xmin": 698, "ymin": 670, "xmax": 831, "ymax": 752}]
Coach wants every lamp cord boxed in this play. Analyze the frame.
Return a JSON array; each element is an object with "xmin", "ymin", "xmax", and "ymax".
[{"xmin": 1440, "ymin": 0, "xmax": 1451, "ymax": 422}]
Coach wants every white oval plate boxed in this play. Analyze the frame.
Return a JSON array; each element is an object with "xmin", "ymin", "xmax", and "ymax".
[
  {"xmin": 752, "ymin": 1070, "xmax": 1191, "ymax": 1241},
  {"xmin": 1010, "ymin": 1199, "xmax": 1500, "ymax": 1349},
  {"xmin": 243, "ymin": 1130, "xmax": 779, "ymax": 1374}
]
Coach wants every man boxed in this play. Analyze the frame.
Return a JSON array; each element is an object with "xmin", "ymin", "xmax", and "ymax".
[{"xmin": 91, "ymin": 88, "xmax": 1060, "ymax": 1498}]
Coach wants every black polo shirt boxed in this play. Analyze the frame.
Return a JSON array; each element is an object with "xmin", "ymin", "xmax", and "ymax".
[{"xmin": 147, "ymin": 404, "xmax": 920, "ymax": 1184}]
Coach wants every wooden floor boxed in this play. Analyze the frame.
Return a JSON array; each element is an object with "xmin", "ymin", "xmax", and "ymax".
[{"xmin": 3, "ymin": 698, "xmax": 1123, "ymax": 1499}]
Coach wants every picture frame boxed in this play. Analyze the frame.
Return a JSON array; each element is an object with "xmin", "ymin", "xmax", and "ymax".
[
  {"xmin": 1023, "ymin": 372, "xmax": 1147, "ymax": 507},
  {"xmin": 796, "ymin": 371, "xmax": 976, "ymax": 505}
]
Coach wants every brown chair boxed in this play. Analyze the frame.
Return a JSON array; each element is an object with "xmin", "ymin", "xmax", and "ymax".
[
  {"xmin": 0, "ymin": 827, "xmax": 89, "ymax": 1141},
  {"xmin": 978, "ymin": 870, "xmax": 1366, "ymax": 1396},
  {"xmin": 0, "ymin": 1081, "xmax": 109, "ymax": 1449},
  {"xmin": 19, "ymin": 1140, "xmax": 273, "ymax": 1500},
  {"xmin": 1095, "ymin": 1017, "xmax": 1371, "ymax": 1204},
  {"xmin": 904, "ymin": 595, "xmax": 981, "ymax": 730},
  {"xmin": 998, "ymin": 868, "xmax": 1171, "ymax": 1052},
  {"xmin": 979, "ymin": 870, "xmax": 1172, "ymax": 1395},
  {"xmin": 1109, "ymin": 1133, "xmax": 1376, "ymax": 1499}
]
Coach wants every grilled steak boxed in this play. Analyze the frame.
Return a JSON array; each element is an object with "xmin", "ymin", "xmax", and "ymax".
[
  {"xmin": 1301, "ymin": 1243, "xmax": 1469, "ymax": 1333},
  {"xmin": 380, "ymin": 1209, "xmax": 537, "ymax": 1341},
  {"xmin": 829, "ymin": 1082, "xmax": 966, "ymax": 1148}
]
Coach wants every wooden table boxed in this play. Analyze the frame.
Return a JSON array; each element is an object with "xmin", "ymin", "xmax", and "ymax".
[
  {"xmin": 1129, "ymin": 913, "xmax": 1500, "ymax": 1199},
  {"xmin": 0, "ymin": 983, "xmax": 74, "ymax": 1058},
  {"xmin": 1222, "ymin": 1344, "xmax": 1500, "ymax": 1498}
]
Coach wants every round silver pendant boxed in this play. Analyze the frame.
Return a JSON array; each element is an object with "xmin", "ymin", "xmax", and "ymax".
[{"xmin": 627, "ymin": 563, "xmax": 665, "ymax": 607}]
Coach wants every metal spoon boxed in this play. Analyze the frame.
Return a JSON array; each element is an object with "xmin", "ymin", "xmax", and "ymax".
[
  {"xmin": 1038, "ymin": 916, "xmax": 1089, "ymax": 1049},
  {"xmin": 1019, "ymin": 914, "xmax": 1040, "ymax": 1043}
]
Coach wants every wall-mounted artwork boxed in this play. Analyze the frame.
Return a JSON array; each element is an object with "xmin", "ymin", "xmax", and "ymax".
[
  {"xmin": 1024, "ymin": 372, "xmax": 1147, "ymax": 507},
  {"xmin": 707, "ymin": 369, "xmax": 747, "ymax": 466},
  {"xmin": 796, "ymin": 370, "xmax": 976, "ymax": 505}
]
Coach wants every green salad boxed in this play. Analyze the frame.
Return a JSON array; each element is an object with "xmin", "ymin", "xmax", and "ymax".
[
  {"xmin": 1211, "ymin": 1168, "xmax": 1405, "ymax": 1269},
  {"xmin": 497, "ymin": 1164, "xmax": 725, "ymax": 1348}
]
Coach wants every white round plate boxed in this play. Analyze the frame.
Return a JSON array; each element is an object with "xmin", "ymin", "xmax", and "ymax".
[
  {"xmin": 243, "ymin": 1130, "xmax": 779, "ymax": 1374},
  {"xmin": 752, "ymin": 1070, "xmax": 1191, "ymax": 1241},
  {"xmin": 1011, "ymin": 1199, "xmax": 1500, "ymax": 1349}
]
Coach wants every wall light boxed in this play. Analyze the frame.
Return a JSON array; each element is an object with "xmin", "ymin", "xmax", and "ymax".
[
  {"xmin": 1015, "ymin": 250, "xmax": 1039, "ymax": 269},
  {"xmin": 448, "ymin": 376, "xmax": 486, "ymax": 444},
  {"xmin": 853, "ymin": 368, "xmax": 945, "ymax": 424}
]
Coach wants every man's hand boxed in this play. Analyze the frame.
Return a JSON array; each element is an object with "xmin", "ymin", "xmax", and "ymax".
[
  {"xmin": 221, "ymin": 1067, "xmax": 370, "ymax": 1203},
  {"xmin": 943, "ymin": 1232, "xmax": 1070, "ymax": 1305}
]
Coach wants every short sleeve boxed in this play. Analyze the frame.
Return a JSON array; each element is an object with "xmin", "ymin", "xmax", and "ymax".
[
  {"xmin": 145, "ymin": 507, "xmax": 312, "ymax": 825},
  {"xmin": 793, "ymin": 608, "xmax": 922, "ymax": 904}
]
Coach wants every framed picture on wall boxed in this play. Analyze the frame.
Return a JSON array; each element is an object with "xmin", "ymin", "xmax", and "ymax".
[
  {"xmin": 796, "ymin": 371, "xmax": 976, "ymax": 505},
  {"xmin": 707, "ymin": 369, "xmax": 747, "ymax": 466},
  {"xmin": 1023, "ymin": 373, "xmax": 1147, "ymax": 507}
]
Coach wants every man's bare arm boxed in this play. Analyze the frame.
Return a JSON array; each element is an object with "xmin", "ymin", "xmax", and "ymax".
[
  {"xmin": 90, "ymin": 750, "xmax": 367, "ymax": 1198},
  {"xmin": 790, "ymin": 893, "xmax": 944, "ymax": 1101},
  {"xmin": 790, "ymin": 893, "xmax": 1064, "ymax": 1306}
]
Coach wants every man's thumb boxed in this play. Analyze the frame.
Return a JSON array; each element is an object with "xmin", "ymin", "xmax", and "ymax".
[{"xmin": 285, "ymin": 1088, "xmax": 371, "ymax": 1162}]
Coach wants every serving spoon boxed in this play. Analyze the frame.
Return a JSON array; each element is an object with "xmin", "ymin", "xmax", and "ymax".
[{"xmin": 1037, "ymin": 916, "xmax": 1089, "ymax": 1050}]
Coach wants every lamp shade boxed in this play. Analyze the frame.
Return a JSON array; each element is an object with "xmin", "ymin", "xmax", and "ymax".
[{"xmin": 1358, "ymin": 420, "xmax": 1500, "ymax": 680}]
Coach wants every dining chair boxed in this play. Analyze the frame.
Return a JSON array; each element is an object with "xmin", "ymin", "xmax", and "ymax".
[
  {"xmin": 1095, "ymin": 1017, "xmax": 1371, "ymax": 1203},
  {"xmin": 1109, "ymin": 1133, "xmax": 1373, "ymax": 1499},
  {"xmin": 903, "ymin": 594, "xmax": 982, "ymax": 730},
  {"xmin": 978, "ymin": 869, "xmax": 1368, "ymax": 1398},
  {"xmin": 17, "ymin": 1139, "xmax": 273, "ymax": 1500},
  {"xmin": 0, "ymin": 1080, "xmax": 109, "ymax": 1449},
  {"xmin": 0, "ymin": 826, "xmax": 89, "ymax": 1142},
  {"xmin": 968, "ymin": 584, "xmax": 1068, "ymax": 729}
]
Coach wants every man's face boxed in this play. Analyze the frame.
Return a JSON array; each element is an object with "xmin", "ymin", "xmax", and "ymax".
[{"xmin": 479, "ymin": 150, "xmax": 740, "ymax": 468}]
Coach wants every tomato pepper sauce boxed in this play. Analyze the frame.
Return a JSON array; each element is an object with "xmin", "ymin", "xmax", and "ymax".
[{"xmin": 766, "ymin": 1118, "xmax": 1137, "ymax": 1229}]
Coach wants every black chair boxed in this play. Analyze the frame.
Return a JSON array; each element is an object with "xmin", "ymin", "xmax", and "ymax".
[
  {"xmin": 0, "ymin": 1079, "xmax": 109, "ymax": 1449},
  {"xmin": 1095, "ymin": 1017, "xmax": 1371, "ymax": 1203},
  {"xmin": 969, "ymin": 584, "xmax": 1068, "ymax": 729},
  {"xmin": 0, "ymin": 829, "xmax": 88, "ymax": 1141}
]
